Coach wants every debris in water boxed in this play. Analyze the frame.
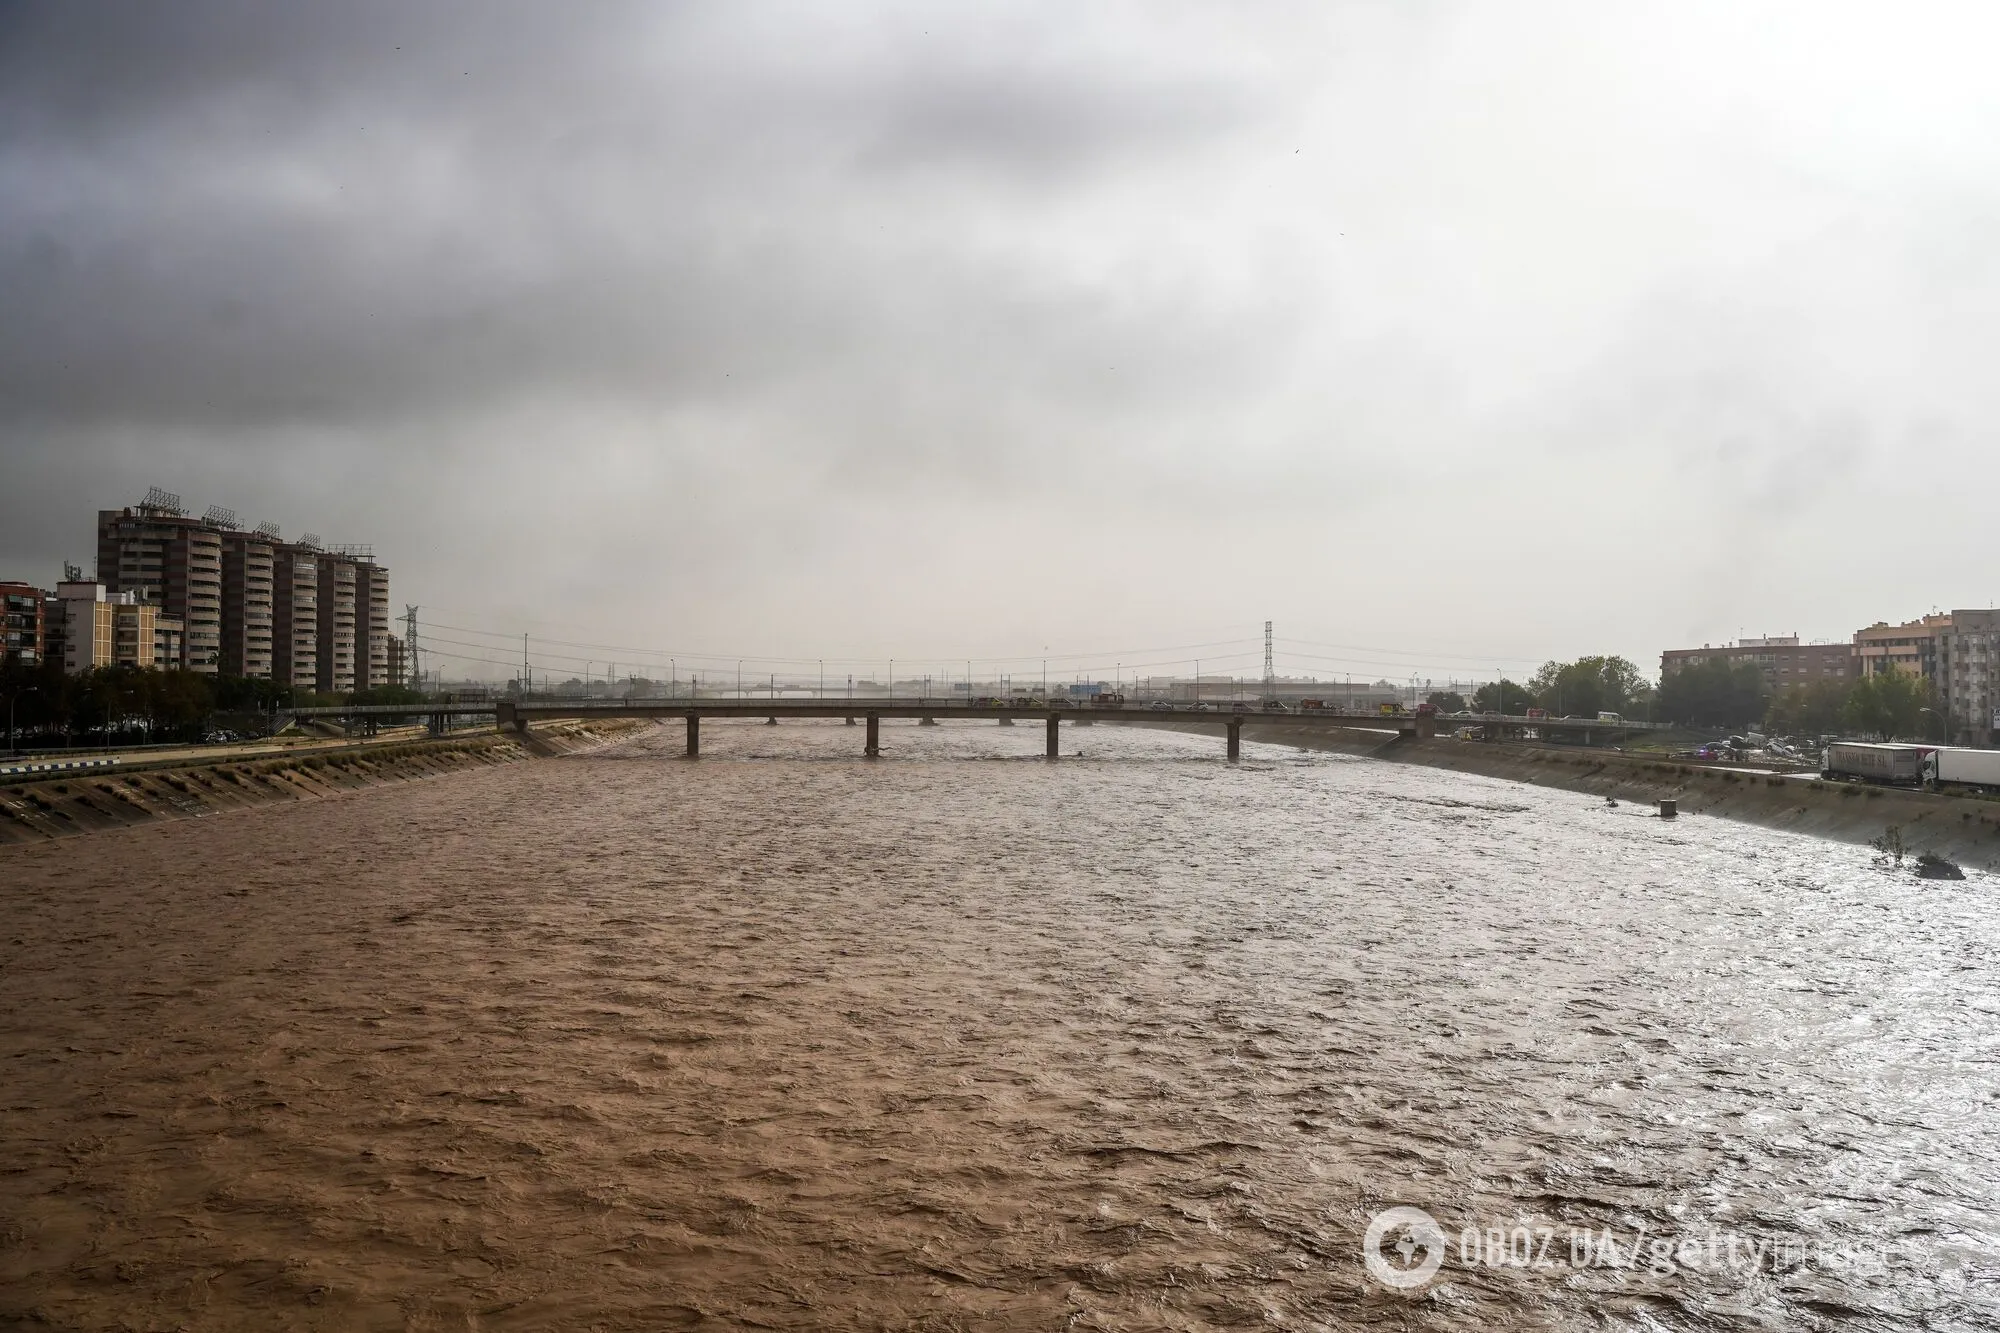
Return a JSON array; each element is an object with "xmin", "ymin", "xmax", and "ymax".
[{"xmin": 1916, "ymin": 853, "xmax": 1965, "ymax": 880}]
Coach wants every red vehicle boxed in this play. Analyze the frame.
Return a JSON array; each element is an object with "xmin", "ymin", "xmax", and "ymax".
[{"xmin": 1525, "ymin": 707, "xmax": 1549, "ymax": 720}]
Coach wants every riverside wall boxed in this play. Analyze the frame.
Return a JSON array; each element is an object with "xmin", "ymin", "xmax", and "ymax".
[
  {"xmin": 1145, "ymin": 718, "xmax": 2000, "ymax": 874},
  {"xmin": 0, "ymin": 719, "xmax": 651, "ymax": 846}
]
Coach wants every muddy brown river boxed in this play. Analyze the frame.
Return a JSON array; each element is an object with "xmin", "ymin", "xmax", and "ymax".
[{"xmin": 1, "ymin": 721, "xmax": 1995, "ymax": 1330}]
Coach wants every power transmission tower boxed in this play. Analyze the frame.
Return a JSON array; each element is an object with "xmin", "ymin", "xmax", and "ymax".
[
  {"xmin": 1263, "ymin": 621, "xmax": 1274, "ymax": 690},
  {"xmin": 403, "ymin": 605, "xmax": 420, "ymax": 690}
]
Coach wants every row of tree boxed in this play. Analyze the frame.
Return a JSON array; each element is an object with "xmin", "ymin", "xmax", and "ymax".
[
  {"xmin": 1423, "ymin": 653, "xmax": 1944, "ymax": 741},
  {"xmin": 1426, "ymin": 655, "xmax": 1655, "ymax": 722},
  {"xmin": 0, "ymin": 658, "xmax": 426, "ymax": 749}
]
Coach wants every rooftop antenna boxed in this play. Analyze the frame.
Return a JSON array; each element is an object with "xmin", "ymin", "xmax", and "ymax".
[
  {"xmin": 140, "ymin": 486, "xmax": 184, "ymax": 516},
  {"xmin": 201, "ymin": 504, "xmax": 238, "ymax": 530},
  {"xmin": 298, "ymin": 532, "xmax": 322, "ymax": 551},
  {"xmin": 254, "ymin": 520, "xmax": 281, "ymax": 540},
  {"xmin": 63, "ymin": 560, "xmax": 83, "ymax": 583}
]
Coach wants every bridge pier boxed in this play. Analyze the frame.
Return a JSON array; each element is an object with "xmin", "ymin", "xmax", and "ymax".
[
  {"xmin": 846, "ymin": 716, "xmax": 856, "ymax": 726},
  {"xmin": 1046, "ymin": 714, "xmax": 1060, "ymax": 758},
  {"xmin": 1227, "ymin": 718, "xmax": 1242, "ymax": 761},
  {"xmin": 685, "ymin": 713, "xmax": 700, "ymax": 757},
  {"xmin": 920, "ymin": 715, "xmax": 936, "ymax": 726},
  {"xmin": 997, "ymin": 715, "xmax": 1013, "ymax": 726},
  {"xmin": 865, "ymin": 713, "xmax": 880, "ymax": 757},
  {"xmin": 766, "ymin": 716, "xmax": 778, "ymax": 725}
]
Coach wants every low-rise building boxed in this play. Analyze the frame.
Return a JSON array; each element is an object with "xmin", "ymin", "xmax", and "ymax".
[
  {"xmin": 52, "ymin": 581, "xmax": 182, "ymax": 672},
  {"xmin": 1659, "ymin": 636, "xmax": 1854, "ymax": 688}
]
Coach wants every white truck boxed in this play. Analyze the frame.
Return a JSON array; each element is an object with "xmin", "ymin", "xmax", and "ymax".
[
  {"xmin": 1822, "ymin": 741, "xmax": 1931, "ymax": 786},
  {"xmin": 1925, "ymin": 747, "xmax": 2000, "ymax": 792}
]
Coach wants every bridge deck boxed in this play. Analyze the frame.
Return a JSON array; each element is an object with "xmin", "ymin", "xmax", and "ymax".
[{"xmin": 277, "ymin": 698, "xmax": 1666, "ymax": 749}]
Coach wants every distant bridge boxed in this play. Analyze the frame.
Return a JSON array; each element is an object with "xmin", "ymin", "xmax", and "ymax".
[{"xmin": 278, "ymin": 698, "xmax": 1667, "ymax": 760}]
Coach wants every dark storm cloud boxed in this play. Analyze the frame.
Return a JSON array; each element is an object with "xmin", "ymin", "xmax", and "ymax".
[
  {"xmin": 0, "ymin": 2, "xmax": 1262, "ymax": 435},
  {"xmin": 6, "ymin": 2, "xmax": 2000, "ymax": 673}
]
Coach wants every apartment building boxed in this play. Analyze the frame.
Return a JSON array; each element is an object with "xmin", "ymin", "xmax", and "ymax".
[
  {"xmin": 51, "ymin": 581, "xmax": 183, "ymax": 671},
  {"xmin": 271, "ymin": 544, "xmax": 319, "ymax": 689},
  {"xmin": 219, "ymin": 530, "xmax": 277, "ymax": 679},
  {"xmin": 1659, "ymin": 636, "xmax": 1854, "ymax": 688},
  {"xmin": 1939, "ymin": 609, "xmax": 2000, "ymax": 747},
  {"xmin": 76, "ymin": 493, "xmax": 394, "ymax": 694},
  {"xmin": 315, "ymin": 553, "xmax": 358, "ymax": 694},
  {"xmin": 95, "ymin": 496, "xmax": 223, "ymax": 672},
  {"xmin": 1853, "ymin": 615, "xmax": 1951, "ymax": 680},
  {"xmin": 352, "ymin": 555, "xmax": 392, "ymax": 691},
  {"xmin": 1, "ymin": 581, "xmax": 45, "ymax": 666}
]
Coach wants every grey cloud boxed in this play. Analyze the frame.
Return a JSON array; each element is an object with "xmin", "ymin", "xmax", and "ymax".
[{"xmin": 5, "ymin": 2, "xmax": 1999, "ymax": 674}]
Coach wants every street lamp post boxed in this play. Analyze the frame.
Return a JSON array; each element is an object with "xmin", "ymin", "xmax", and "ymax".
[
  {"xmin": 6, "ymin": 686, "xmax": 39, "ymax": 756},
  {"xmin": 1921, "ymin": 707, "xmax": 1946, "ymax": 744}
]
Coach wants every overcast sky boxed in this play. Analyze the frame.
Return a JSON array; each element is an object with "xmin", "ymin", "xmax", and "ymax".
[{"xmin": 4, "ymin": 2, "xmax": 1998, "ymax": 685}]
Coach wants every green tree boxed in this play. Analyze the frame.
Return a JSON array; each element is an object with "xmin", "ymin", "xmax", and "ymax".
[
  {"xmin": 1527, "ymin": 656, "xmax": 1648, "ymax": 718},
  {"xmin": 1471, "ymin": 679, "xmax": 1536, "ymax": 713},
  {"xmin": 1842, "ymin": 670, "xmax": 1938, "ymax": 741},
  {"xmin": 1426, "ymin": 690, "xmax": 1468, "ymax": 713},
  {"xmin": 1655, "ymin": 658, "xmax": 1767, "ymax": 730},
  {"xmin": 349, "ymin": 684, "xmax": 427, "ymax": 707},
  {"xmin": 1765, "ymin": 676, "xmax": 1853, "ymax": 737}
]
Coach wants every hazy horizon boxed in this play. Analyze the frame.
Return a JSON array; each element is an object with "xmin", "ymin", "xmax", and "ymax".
[{"xmin": 6, "ymin": 3, "xmax": 1998, "ymax": 683}]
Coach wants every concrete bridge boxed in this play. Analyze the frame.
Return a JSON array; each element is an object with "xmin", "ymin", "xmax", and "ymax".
[{"xmin": 281, "ymin": 697, "xmax": 1668, "ymax": 759}]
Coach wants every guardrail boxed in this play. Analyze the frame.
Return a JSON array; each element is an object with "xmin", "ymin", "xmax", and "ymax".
[
  {"xmin": 273, "ymin": 698, "xmax": 1670, "ymax": 730},
  {"xmin": 0, "ymin": 756, "xmax": 123, "ymax": 778}
]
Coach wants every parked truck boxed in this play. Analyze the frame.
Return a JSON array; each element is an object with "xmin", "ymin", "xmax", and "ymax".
[
  {"xmin": 1925, "ymin": 747, "xmax": 2000, "ymax": 792},
  {"xmin": 1821, "ymin": 741, "xmax": 1933, "ymax": 786}
]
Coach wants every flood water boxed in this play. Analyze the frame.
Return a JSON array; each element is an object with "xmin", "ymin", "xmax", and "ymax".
[{"xmin": 1, "ymin": 720, "xmax": 1995, "ymax": 1331}]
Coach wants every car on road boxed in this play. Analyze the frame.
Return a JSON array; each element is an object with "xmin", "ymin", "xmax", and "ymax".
[{"xmin": 1149, "ymin": 700, "xmax": 1173, "ymax": 711}]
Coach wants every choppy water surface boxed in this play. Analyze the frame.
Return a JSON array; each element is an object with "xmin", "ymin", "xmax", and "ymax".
[{"xmin": 1, "ymin": 721, "xmax": 1995, "ymax": 1331}]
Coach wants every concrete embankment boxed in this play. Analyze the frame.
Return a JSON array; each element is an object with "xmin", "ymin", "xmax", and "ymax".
[
  {"xmin": 1144, "ymin": 718, "xmax": 2000, "ymax": 874},
  {"xmin": 0, "ymin": 719, "xmax": 650, "ymax": 846}
]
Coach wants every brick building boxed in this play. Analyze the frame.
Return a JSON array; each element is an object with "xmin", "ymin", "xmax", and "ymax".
[
  {"xmin": 95, "ymin": 495, "xmax": 223, "ymax": 672},
  {"xmin": 1659, "ymin": 636, "xmax": 1854, "ymax": 689},
  {"xmin": 1, "ymin": 581, "xmax": 46, "ymax": 666}
]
